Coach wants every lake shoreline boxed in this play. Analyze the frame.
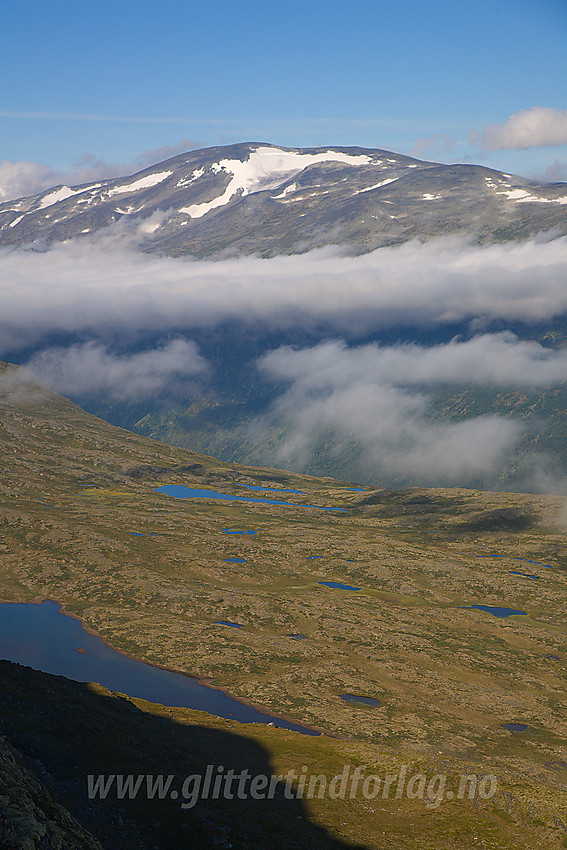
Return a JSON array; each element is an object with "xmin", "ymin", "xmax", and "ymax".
[{"xmin": 0, "ymin": 594, "xmax": 337, "ymax": 739}]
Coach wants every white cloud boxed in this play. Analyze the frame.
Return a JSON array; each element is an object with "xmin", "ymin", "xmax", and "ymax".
[
  {"xmin": 136, "ymin": 139, "xmax": 202, "ymax": 166},
  {"xmin": 537, "ymin": 160, "xmax": 567, "ymax": 183},
  {"xmin": 253, "ymin": 340, "xmax": 529, "ymax": 486},
  {"xmin": 0, "ymin": 235, "xmax": 566, "ymax": 354},
  {"xmin": 1, "ymin": 233, "xmax": 564, "ymax": 489},
  {"xmin": 250, "ymin": 335, "xmax": 567, "ymax": 486},
  {"xmin": 0, "ymin": 161, "xmax": 61, "ymax": 201},
  {"xmin": 26, "ymin": 339, "xmax": 209, "ymax": 400},
  {"xmin": 0, "ymin": 139, "xmax": 201, "ymax": 202},
  {"xmin": 474, "ymin": 107, "xmax": 567, "ymax": 151},
  {"xmin": 260, "ymin": 335, "xmax": 567, "ymax": 389},
  {"xmin": 409, "ymin": 133, "xmax": 456, "ymax": 160},
  {"xmin": 0, "ymin": 364, "xmax": 45, "ymax": 403}
]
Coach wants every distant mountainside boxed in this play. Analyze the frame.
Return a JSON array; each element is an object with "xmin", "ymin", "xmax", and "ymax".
[{"xmin": 1, "ymin": 142, "xmax": 566, "ymax": 255}]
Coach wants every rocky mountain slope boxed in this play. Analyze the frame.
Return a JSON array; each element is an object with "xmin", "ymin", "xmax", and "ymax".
[{"xmin": 1, "ymin": 143, "xmax": 566, "ymax": 256}]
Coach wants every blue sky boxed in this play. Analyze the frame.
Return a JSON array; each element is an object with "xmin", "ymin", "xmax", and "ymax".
[{"xmin": 1, "ymin": 0, "xmax": 566, "ymax": 190}]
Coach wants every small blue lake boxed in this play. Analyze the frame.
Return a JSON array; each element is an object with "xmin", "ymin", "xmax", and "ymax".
[
  {"xmin": 0, "ymin": 602, "xmax": 318, "ymax": 735},
  {"xmin": 213, "ymin": 621, "xmax": 244, "ymax": 629},
  {"xmin": 154, "ymin": 485, "xmax": 346, "ymax": 513},
  {"xmin": 307, "ymin": 555, "xmax": 324, "ymax": 559},
  {"xmin": 516, "ymin": 558, "xmax": 552, "ymax": 568},
  {"xmin": 222, "ymin": 529, "xmax": 257, "ymax": 536},
  {"xmin": 509, "ymin": 571, "xmax": 540, "ymax": 580},
  {"xmin": 288, "ymin": 634, "xmax": 307, "ymax": 640},
  {"xmin": 340, "ymin": 693, "xmax": 381, "ymax": 707},
  {"xmin": 319, "ymin": 581, "xmax": 361, "ymax": 591},
  {"xmin": 546, "ymin": 761, "xmax": 567, "ymax": 771},
  {"xmin": 461, "ymin": 605, "xmax": 527, "ymax": 618},
  {"xmin": 223, "ymin": 558, "xmax": 247, "ymax": 564},
  {"xmin": 502, "ymin": 723, "xmax": 528, "ymax": 732},
  {"xmin": 470, "ymin": 554, "xmax": 552, "ymax": 569}
]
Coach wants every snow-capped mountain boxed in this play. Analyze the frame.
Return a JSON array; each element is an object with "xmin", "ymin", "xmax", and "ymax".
[{"xmin": 1, "ymin": 142, "xmax": 566, "ymax": 255}]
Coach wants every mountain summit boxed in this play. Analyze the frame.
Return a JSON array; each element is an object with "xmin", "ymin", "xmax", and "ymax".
[{"xmin": 1, "ymin": 142, "xmax": 566, "ymax": 256}]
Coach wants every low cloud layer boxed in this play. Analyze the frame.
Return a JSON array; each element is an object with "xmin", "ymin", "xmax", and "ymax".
[
  {"xmin": 1, "ymin": 234, "xmax": 566, "ymax": 353},
  {"xmin": 536, "ymin": 160, "xmax": 567, "ymax": 183},
  {"xmin": 260, "ymin": 334, "xmax": 567, "ymax": 389},
  {"xmin": 0, "ymin": 364, "xmax": 46, "ymax": 404},
  {"xmin": 250, "ymin": 335, "xmax": 567, "ymax": 487},
  {"xmin": 2, "ymin": 233, "xmax": 566, "ymax": 490},
  {"xmin": 26, "ymin": 339, "xmax": 209, "ymax": 401},
  {"xmin": 474, "ymin": 107, "xmax": 567, "ymax": 151},
  {"xmin": 254, "ymin": 342, "xmax": 521, "ymax": 486}
]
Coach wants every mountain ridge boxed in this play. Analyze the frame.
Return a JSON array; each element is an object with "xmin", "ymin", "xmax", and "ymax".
[{"xmin": 2, "ymin": 142, "xmax": 566, "ymax": 256}]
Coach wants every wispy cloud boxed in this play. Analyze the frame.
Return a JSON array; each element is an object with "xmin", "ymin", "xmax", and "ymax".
[
  {"xmin": 247, "ymin": 333, "xmax": 567, "ymax": 488},
  {"xmin": 534, "ymin": 160, "xmax": 567, "ymax": 183},
  {"xmin": 0, "ymin": 364, "xmax": 45, "ymax": 404},
  {"xmin": 259, "ymin": 335, "xmax": 567, "ymax": 390},
  {"xmin": 409, "ymin": 133, "xmax": 456, "ymax": 161},
  {"xmin": 472, "ymin": 107, "xmax": 567, "ymax": 151},
  {"xmin": 252, "ymin": 339, "xmax": 529, "ymax": 487},
  {"xmin": 0, "ymin": 139, "xmax": 202, "ymax": 202},
  {"xmin": 0, "ymin": 111, "xmax": 227, "ymax": 125},
  {"xmin": 26, "ymin": 339, "xmax": 209, "ymax": 400}
]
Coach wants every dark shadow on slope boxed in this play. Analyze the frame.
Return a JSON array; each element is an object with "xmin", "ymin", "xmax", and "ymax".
[
  {"xmin": 0, "ymin": 661, "xmax": 369, "ymax": 850},
  {"xmin": 458, "ymin": 508, "xmax": 536, "ymax": 533}
]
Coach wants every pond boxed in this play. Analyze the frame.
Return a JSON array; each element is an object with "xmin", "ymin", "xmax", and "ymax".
[
  {"xmin": 546, "ymin": 761, "xmax": 567, "ymax": 771},
  {"xmin": 340, "ymin": 693, "xmax": 381, "ymax": 707},
  {"xmin": 319, "ymin": 581, "xmax": 361, "ymax": 591},
  {"xmin": 501, "ymin": 723, "xmax": 528, "ymax": 732},
  {"xmin": 223, "ymin": 558, "xmax": 247, "ymax": 563},
  {"xmin": 222, "ymin": 529, "xmax": 257, "ymax": 535},
  {"xmin": 516, "ymin": 558, "xmax": 552, "ymax": 568},
  {"xmin": 154, "ymin": 485, "xmax": 346, "ymax": 513},
  {"xmin": 0, "ymin": 601, "xmax": 319, "ymax": 735},
  {"xmin": 461, "ymin": 605, "xmax": 527, "ymax": 618},
  {"xmin": 213, "ymin": 621, "xmax": 244, "ymax": 629},
  {"xmin": 470, "ymin": 554, "xmax": 553, "ymax": 569},
  {"xmin": 509, "ymin": 571, "xmax": 540, "ymax": 580}
]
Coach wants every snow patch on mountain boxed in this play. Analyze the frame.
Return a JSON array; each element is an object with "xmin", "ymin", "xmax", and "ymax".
[
  {"xmin": 516, "ymin": 194, "xmax": 567, "ymax": 205},
  {"xmin": 107, "ymin": 171, "xmax": 173, "ymax": 196},
  {"xmin": 498, "ymin": 187, "xmax": 567, "ymax": 204},
  {"xmin": 272, "ymin": 182, "xmax": 299, "ymax": 200},
  {"xmin": 176, "ymin": 168, "xmax": 205, "ymax": 188},
  {"xmin": 179, "ymin": 147, "xmax": 372, "ymax": 218},
  {"xmin": 356, "ymin": 177, "xmax": 399, "ymax": 194},
  {"xmin": 38, "ymin": 186, "xmax": 84, "ymax": 209}
]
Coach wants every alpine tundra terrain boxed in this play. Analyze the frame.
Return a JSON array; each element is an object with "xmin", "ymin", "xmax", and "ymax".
[
  {"xmin": 1, "ymin": 142, "xmax": 566, "ymax": 255},
  {"xmin": 1, "ymin": 361, "xmax": 566, "ymax": 848}
]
